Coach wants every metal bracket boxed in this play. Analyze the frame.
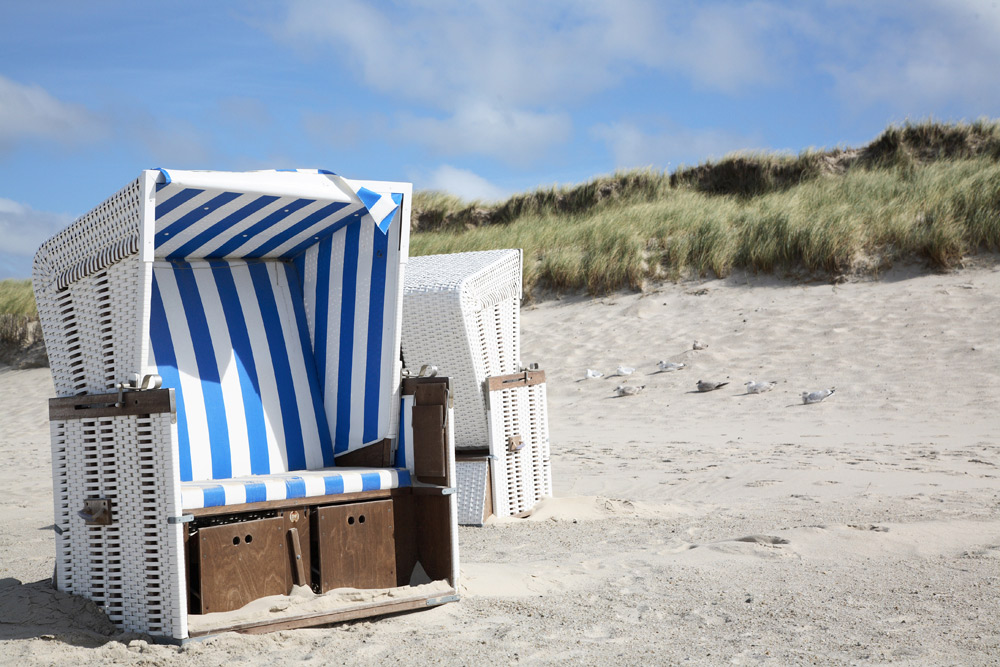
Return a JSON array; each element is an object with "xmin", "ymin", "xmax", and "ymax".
[
  {"xmin": 79, "ymin": 498, "xmax": 112, "ymax": 526},
  {"xmin": 116, "ymin": 373, "xmax": 163, "ymax": 407},
  {"xmin": 167, "ymin": 514, "xmax": 194, "ymax": 525}
]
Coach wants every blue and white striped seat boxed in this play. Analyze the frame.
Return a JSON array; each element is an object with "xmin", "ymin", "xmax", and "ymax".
[{"xmin": 181, "ymin": 468, "xmax": 412, "ymax": 510}]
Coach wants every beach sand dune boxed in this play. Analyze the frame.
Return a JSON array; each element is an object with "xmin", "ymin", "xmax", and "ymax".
[{"xmin": 1, "ymin": 263, "xmax": 998, "ymax": 664}]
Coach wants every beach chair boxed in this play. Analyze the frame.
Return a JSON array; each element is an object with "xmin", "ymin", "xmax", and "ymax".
[
  {"xmin": 401, "ymin": 250, "xmax": 552, "ymax": 525},
  {"xmin": 33, "ymin": 169, "xmax": 459, "ymax": 642}
]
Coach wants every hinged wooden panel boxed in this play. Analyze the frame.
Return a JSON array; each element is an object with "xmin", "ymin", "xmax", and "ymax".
[
  {"xmin": 412, "ymin": 404, "xmax": 447, "ymax": 478},
  {"xmin": 314, "ymin": 500, "xmax": 396, "ymax": 592},
  {"xmin": 198, "ymin": 516, "xmax": 287, "ymax": 613}
]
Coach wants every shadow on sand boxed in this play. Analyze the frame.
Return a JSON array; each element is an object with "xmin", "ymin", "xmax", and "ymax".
[{"xmin": 0, "ymin": 577, "xmax": 119, "ymax": 647}]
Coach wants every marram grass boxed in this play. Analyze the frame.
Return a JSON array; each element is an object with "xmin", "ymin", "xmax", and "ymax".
[{"xmin": 412, "ymin": 121, "xmax": 1000, "ymax": 298}]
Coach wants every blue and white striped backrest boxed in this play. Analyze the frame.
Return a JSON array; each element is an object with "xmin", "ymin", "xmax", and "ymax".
[
  {"xmin": 149, "ymin": 260, "xmax": 334, "ymax": 482},
  {"xmin": 145, "ymin": 170, "xmax": 407, "ymax": 482}
]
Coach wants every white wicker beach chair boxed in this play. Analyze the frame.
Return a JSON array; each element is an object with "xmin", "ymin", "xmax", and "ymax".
[
  {"xmin": 33, "ymin": 169, "xmax": 459, "ymax": 641},
  {"xmin": 401, "ymin": 250, "xmax": 552, "ymax": 525}
]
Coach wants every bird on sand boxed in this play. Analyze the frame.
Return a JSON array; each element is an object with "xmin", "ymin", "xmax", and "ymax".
[
  {"xmin": 657, "ymin": 361, "xmax": 686, "ymax": 372},
  {"xmin": 696, "ymin": 379, "xmax": 729, "ymax": 392},
  {"xmin": 745, "ymin": 380, "xmax": 778, "ymax": 394},
  {"xmin": 692, "ymin": 340, "xmax": 708, "ymax": 350},
  {"xmin": 616, "ymin": 365, "xmax": 636, "ymax": 376},
  {"xmin": 615, "ymin": 384, "xmax": 645, "ymax": 397},
  {"xmin": 802, "ymin": 388, "xmax": 836, "ymax": 404},
  {"xmin": 585, "ymin": 369, "xmax": 604, "ymax": 379}
]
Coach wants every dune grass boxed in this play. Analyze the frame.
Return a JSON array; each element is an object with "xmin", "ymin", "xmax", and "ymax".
[
  {"xmin": 0, "ymin": 279, "xmax": 37, "ymax": 316},
  {"xmin": 0, "ymin": 279, "xmax": 38, "ymax": 349},
  {"xmin": 411, "ymin": 121, "xmax": 1000, "ymax": 297}
]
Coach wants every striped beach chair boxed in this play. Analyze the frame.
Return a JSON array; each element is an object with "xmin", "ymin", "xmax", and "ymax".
[
  {"xmin": 401, "ymin": 250, "xmax": 552, "ymax": 525},
  {"xmin": 34, "ymin": 169, "xmax": 459, "ymax": 641}
]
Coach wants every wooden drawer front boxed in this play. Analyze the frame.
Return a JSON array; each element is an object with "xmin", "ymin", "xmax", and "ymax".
[
  {"xmin": 315, "ymin": 500, "xmax": 396, "ymax": 592},
  {"xmin": 198, "ymin": 516, "xmax": 288, "ymax": 613}
]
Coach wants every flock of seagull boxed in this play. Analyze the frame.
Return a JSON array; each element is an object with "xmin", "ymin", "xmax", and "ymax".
[{"xmin": 585, "ymin": 340, "xmax": 836, "ymax": 405}]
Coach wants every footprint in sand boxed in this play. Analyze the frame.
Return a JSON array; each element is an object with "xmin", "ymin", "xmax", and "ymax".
[
  {"xmin": 744, "ymin": 479, "xmax": 781, "ymax": 487},
  {"xmin": 847, "ymin": 524, "xmax": 889, "ymax": 532},
  {"xmin": 733, "ymin": 535, "xmax": 791, "ymax": 545}
]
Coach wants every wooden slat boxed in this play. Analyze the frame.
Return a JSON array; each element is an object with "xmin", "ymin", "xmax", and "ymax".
[
  {"xmin": 412, "ymin": 405, "xmax": 447, "ymax": 479},
  {"xmin": 187, "ymin": 488, "xmax": 403, "ymax": 518},
  {"xmin": 486, "ymin": 370, "xmax": 546, "ymax": 392},
  {"xmin": 188, "ymin": 590, "xmax": 458, "ymax": 636},
  {"xmin": 334, "ymin": 439, "xmax": 392, "ymax": 467},
  {"xmin": 49, "ymin": 388, "xmax": 175, "ymax": 421},
  {"xmin": 415, "ymin": 494, "xmax": 454, "ymax": 584},
  {"xmin": 288, "ymin": 527, "xmax": 307, "ymax": 586}
]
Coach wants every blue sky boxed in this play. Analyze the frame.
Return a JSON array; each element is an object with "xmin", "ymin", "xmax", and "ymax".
[{"xmin": 2, "ymin": 0, "xmax": 999, "ymax": 278}]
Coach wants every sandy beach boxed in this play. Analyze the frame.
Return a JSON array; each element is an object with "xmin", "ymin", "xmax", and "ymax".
[{"xmin": 1, "ymin": 262, "xmax": 998, "ymax": 665}]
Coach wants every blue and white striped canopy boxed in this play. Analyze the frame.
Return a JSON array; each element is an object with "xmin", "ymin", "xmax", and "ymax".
[{"xmin": 146, "ymin": 169, "xmax": 407, "ymax": 482}]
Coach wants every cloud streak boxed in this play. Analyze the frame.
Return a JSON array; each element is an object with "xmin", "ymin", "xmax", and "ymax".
[
  {"xmin": 0, "ymin": 198, "xmax": 73, "ymax": 279},
  {"xmin": 591, "ymin": 121, "xmax": 763, "ymax": 170},
  {"xmin": 0, "ymin": 75, "xmax": 107, "ymax": 152}
]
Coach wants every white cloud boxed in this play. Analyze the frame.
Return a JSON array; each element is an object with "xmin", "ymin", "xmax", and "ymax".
[
  {"xmin": 591, "ymin": 121, "xmax": 763, "ymax": 169},
  {"xmin": 0, "ymin": 198, "xmax": 74, "ymax": 279},
  {"xmin": 815, "ymin": 0, "xmax": 1000, "ymax": 110},
  {"xmin": 397, "ymin": 102, "xmax": 572, "ymax": 165},
  {"xmin": 420, "ymin": 165, "xmax": 507, "ymax": 202},
  {"xmin": 0, "ymin": 75, "xmax": 106, "ymax": 151},
  {"xmin": 129, "ymin": 116, "xmax": 215, "ymax": 167},
  {"xmin": 278, "ymin": 0, "xmax": 788, "ymax": 107}
]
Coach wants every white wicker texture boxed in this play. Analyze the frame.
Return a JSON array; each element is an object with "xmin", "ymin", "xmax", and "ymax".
[
  {"xmin": 34, "ymin": 180, "xmax": 144, "ymax": 397},
  {"xmin": 455, "ymin": 459, "xmax": 490, "ymax": 526},
  {"xmin": 34, "ymin": 176, "xmax": 186, "ymax": 636},
  {"xmin": 486, "ymin": 381, "xmax": 552, "ymax": 518},
  {"xmin": 402, "ymin": 250, "xmax": 522, "ymax": 450},
  {"xmin": 51, "ymin": 412, "xmax": 184, "ymax": 637}
]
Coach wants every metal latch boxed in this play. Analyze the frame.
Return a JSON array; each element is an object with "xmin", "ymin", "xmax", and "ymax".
[
  {"xmin": 116, "ymin": 373, "xmax": 163, "ymax": 407},
  {"xmin": 79, "ymin": 498, "xmax": 112, "ymax": 526}
]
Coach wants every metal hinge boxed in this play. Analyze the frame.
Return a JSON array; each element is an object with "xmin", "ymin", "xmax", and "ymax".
[{"xmin": 116, "ymin": 373, "xmax": 163, "ymax": 407}]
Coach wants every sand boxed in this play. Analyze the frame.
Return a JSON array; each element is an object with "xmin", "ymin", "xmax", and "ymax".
[{"xmin": 1, "ymin": 262, "xmax": 998, "ymax": 664}]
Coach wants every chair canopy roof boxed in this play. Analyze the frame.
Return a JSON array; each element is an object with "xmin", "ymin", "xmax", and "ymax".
[{"xmin": 153, "ymin": 168, "xmax": 402, "ymax": 262}]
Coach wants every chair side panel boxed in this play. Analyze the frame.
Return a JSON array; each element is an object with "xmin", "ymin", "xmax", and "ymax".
[{"xmin": 53, "ymin": 412, "xmax": 186, "ymax": 638}]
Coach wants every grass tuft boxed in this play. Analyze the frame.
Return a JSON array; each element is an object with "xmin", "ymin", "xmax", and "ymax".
[{"xmin": 411, "ymin": 120, "xmax": 1000, "ymax": 295}]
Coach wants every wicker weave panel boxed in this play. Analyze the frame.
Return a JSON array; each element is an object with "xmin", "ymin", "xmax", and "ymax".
[
  {"xmin": 486, "ymin": 381, "xmax": 552, "ymax": 518},
  {"xmin": 456, "ymin": 459, "xmax": 489, "ymax": 526},
  {"xmin": 402, "ymin": 250, "xmax": 522, "ymax": 450}
]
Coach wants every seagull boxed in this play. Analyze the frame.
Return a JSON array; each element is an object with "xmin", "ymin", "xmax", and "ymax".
[
  {"xmin": 802, "ymin": 388, "xmax": 836, "ymax": 404},
  {"xmin": 585, "ymin": 369, "xmax": 604, "ymax": 380},
  {"xmin": 696, "ymin": 379, "xmax": 729, "ymax": 392},
  {"xmin": 616, "ymin": 365, "xmax": 636, "ymax": 376},
  {"xmin": 657, "ymin": 361, "xmax": 686, "ymax": 372},
  {"xmin": 615, "ymin": 384, "xmax": 645, "ymax": 397},
  {"xmin": 692, "ymin": 340, "xmax": 708, "ymax": 350},
  {"xmin": 745, "ymin": 380, "xmax": 778, "ymax": 394}
]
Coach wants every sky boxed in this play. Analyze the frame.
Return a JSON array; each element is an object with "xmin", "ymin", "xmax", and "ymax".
[{"xmin": 2, "ymin": 0, "xmax": 1000, "ymax": 278}]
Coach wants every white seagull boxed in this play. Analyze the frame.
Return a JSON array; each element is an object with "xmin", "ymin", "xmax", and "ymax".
[
  {"xmin": 585, "ymin": 369, "xmax": 604, "ymax": 380},
  {"xmin": 802, "ymin": 388, "xmax": 836, "ymax": 404},
  {"xmin": 657, "ymin": 361, "xmax": 686, "ymax": 372},
  {"xmin": 615, "ymin": 384, "xmax": 645, "ymax": 397},
  {"xmin": 696, "ymin": 379, "xmax": 729, "ymax": 392},
  {"xmin": 745, "ymin": 380, "xmax": 778, "ymax": 394},
  {"xmin": 616, "ymin": 365, "xmax": 636, "ymax": 376}
]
